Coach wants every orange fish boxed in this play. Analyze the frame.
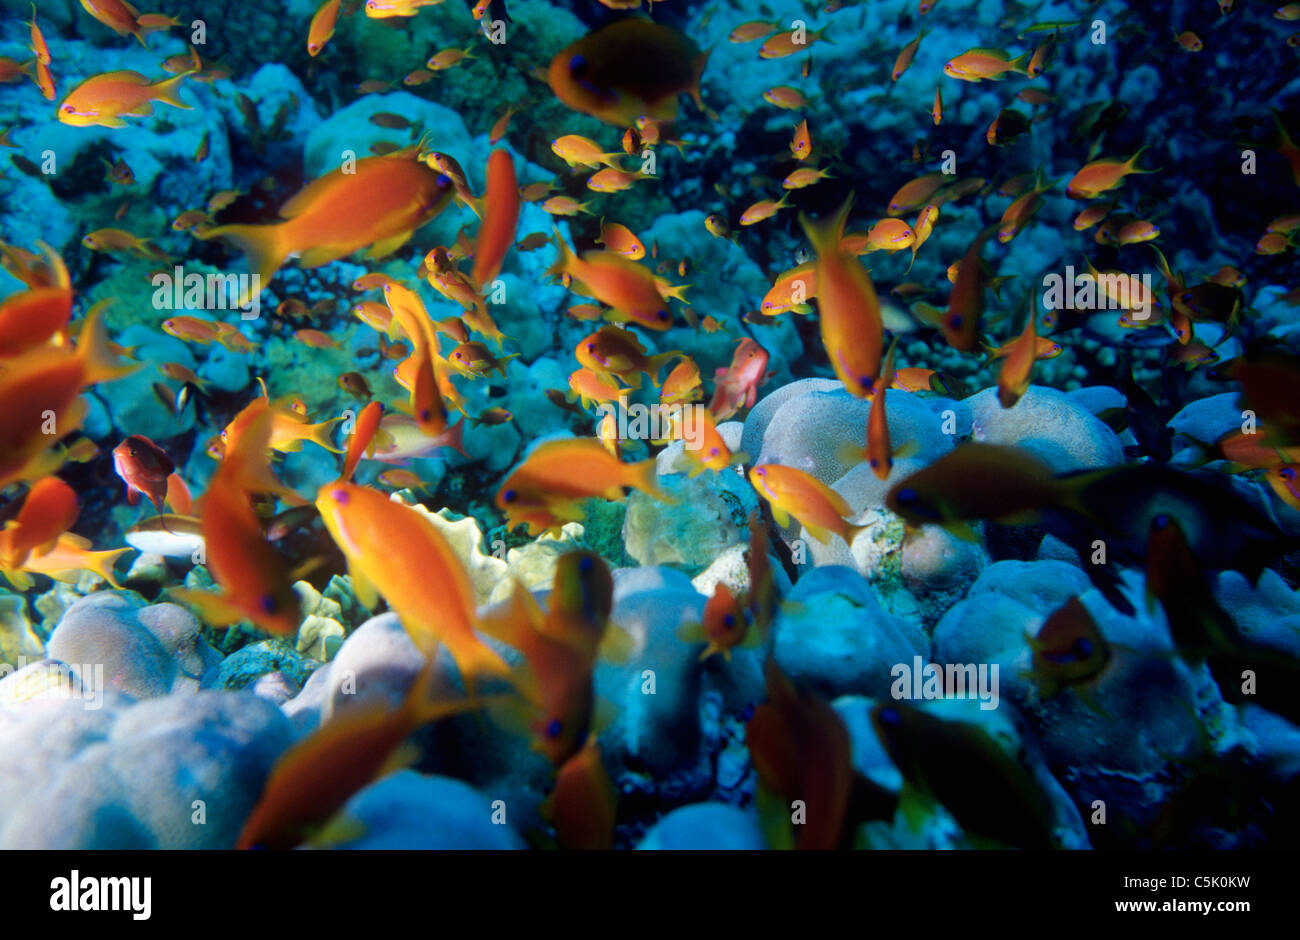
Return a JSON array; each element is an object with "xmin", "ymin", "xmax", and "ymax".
[
  {"xmin": 307, "ymin": 0, "xmax": 341, "ymax": 57},
  {"xmin": 471, "ymin": 149, "xmax": 520, "ymax": 289},
  {"xmin": 760, "ymin": 25, "xmax": 833, "ymax": 59},
  {"xmin": 58, "ymin": 70, "xmax": 192, "ymax": 128},
  {"xmin": 843, "ymin": 339, "xmax": 916, "ymax": 479},
  {"xmin": 80, "ymin": 0, "xmax": 148, "ymax": 45},
  {"xmin": 544, "ymin": 743, "xmax": 617, "ymax": 850},
  {"xmin": 479, "ymin": 552, "xmax": 620, "ymax": 765},
  {"xmin": 236, "ymin": 658, "xmax": 480, "ymax": 849},
  {"xmin": 887, "ymin": 172, "xmax": 946, "ymax": 216},
  {"xmin": 996, "ymin": 311, "xmax": 1039, "ymax": 408},
  {"xmin": 790, "ymin": 118, "xmax": 812, "ymax": 160},
  {"xmin": 4, "ymin": 533, "xmax": 130, "ymax": 591},
  {"xmin": 0, "ymin": 286, "xmax": 74, "ymax": 357},
  {"xmin": 317, "ymin": 482, "xmax": 510, "ymax": 680},
  {"xmin": 197, "ymin": 147, "xmax": 454, "ymax": 296},
  {"xmin": 596, "ymin": 221, "xmax": 645, "ymax": 260},
  {"xmin": 551, "ymin": 135, "xmax": 624, "ymax": 170},
  {"xmin": 551, "ymin": 233, "xmax": 673, "ymax": 330},
  {"xmin": 548, "ymin": 20, "xmax": 709, "ymax": 127},
  {"xmin": 175, "ymin": 411, "xmax": 302, "ymax": 636},
  {"xmin": 341, "ymin": 401, "xmax": 384, "ymax": 482},
  {"xmin": 496, "ymin": 439, "xmax": 666, "ymax": 535},
  {"xmin": 1066, "ymin": 146, "xmax": 1156, "ymax": 199},
  {"xmin": 747, "ymin": 660, "xmax": 858, "ymax": 849},
  {"xmin": 892, "ymin": 28, "xmax": 929, "ymax": 82},
  {"xmin": 678, "ymin": 583, "xmax": 751, "ymax": 661},
  {"xmin": 942, "ymin": 226, "xmax": 998, "ymax": 352},
  {"xmin": 0, "ymin": 476, "xmax": 78, "ymax": 569},
  {"xmin": 568, "ymin": 367, "xmax": 630, "ymax": 408},
  {"xmin": 943, "ymin": 47, "xmax": 1031, "ymax": 81},
  {"xmin": 0, "ymin": 306, "xmax": 131, "ymax": 491},
  {"xmin": 575, "ymin": 325, "xmax": 680, "ymax": 386},
  {"xmin": 749, "ymin": 464, "xmax": 866, "ymax": 545},
  {"xmin": 799, "ymin": 196, "xmax": 883, "ymax": 397}
]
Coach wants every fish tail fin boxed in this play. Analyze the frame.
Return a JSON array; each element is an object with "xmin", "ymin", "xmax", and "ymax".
[
  {"xmin": 646, "ymin": 350, "xmax": 682, "ymax": 385},
  {"xmin": 844, "ymin": 520, "xmax": 872, "ymax": 546},
  {"xmin": 1009, "ymin": 49, "xmax": 1032, "ymax": 73},
  {"xmin": 445, "ymin": 416, "xmax": 469, "ymax": 457},
  {"xmin": 76, "ymin": 302, "xmax": 138, "ymax": 385},
  {"xmin": 153, "ymin": 71, "xmax": 192, "ymax": 109},
  {"xmin": 629, "ymin": 456, "xmax": 671, "ymax": 502},
  {"xmin": 92, "ymin": 547, "xmax": 132, "ymax": 590},
  {"xmin": 835, "ymin": 441, "xmax": 867, "ymax": 467},
  {"xmin": 815, "ymin": 24, "xmax": 835, "ymax": 44},
  {"xmin": 547, "ymin": 227, "xmax": 577, "ymax": 280},
  {"xmin": 308, "ymin": 418, "xmax": 345, "ymax": 454},
  {"xmin": 195, "ymin": 221, "xmax": 288, "ymax": 292},
  {"xmin": 799, "ymin": 193, "xmax": 854, "ymax": 258}
]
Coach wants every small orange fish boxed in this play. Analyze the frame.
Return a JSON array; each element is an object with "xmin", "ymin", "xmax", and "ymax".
[
  {"xmin": 295, "ymin": 328, "xmax": 338, "ymax": 349},
  {"xmin": 471, "ymin": 149, "xmax": 520, "ymax": 289},
  {"xmin": 739, "ymin": 194, "xmax": 791, "ymax": 226},
  {"xmin": 58, "ymin": 69, "xmax": 192, "ymax": 128},
  {"xmin": 575, "ymin": 325, "xmax": 680, "ymax": 385},
  {"xmin": 307, "ymin": 0, "xmax": 341, "ymax": 57},
  {"xmin": 496, "ymin": 439, "xmax": 667, "ymax": 535},
  {"xmin": 176, "ymin": 411, "xmax": 302, "ymax": 636},
  {"xmin": 551, "ymin": 135, "xmax": 624, "ymax": 170},
  {"xmin": 932, "ymin": 83, "xmax": 943, "ymax": 125},
  {"xmin": 317, "ymin": 481, "xmax": 510, "ymax": 680},
  {"xmin": 799, "ymin": 196, "xmax": 883, "ymax": 397},
  {"xmin": 996, "ymin": 312, "xmax": 1039, "ymax": 408},
  {"xmin": 548, "ymin": 20, "xmax": 709, "ymax": 127},
  {"xmin": 944, "ymin": 47, "xmax": 1031, "ymax": 81},
  {"xmin": 568, "ymin": 367, "xmax": 630, "ymax": 408},
  {"xmin": 197, "ymin": 147, "xmax": 454, "ymax": 296},
  {"xmin": 596, "ymin": 221, "xmax": 645, "ymax": 260},
  {"xmin": 544, "ymin": 743, "xmax": 617, "ymax": 850},
  {"xmin": 541, "ymin": 195, "xmax": 592, "ymax": 216},
  {"xmin": 763, "ymin": 85, "xmax": 806, "ymax": 109},
  {"xmin": 790, "ymin": 118, "xmax": 812, "ymax": 160},
  {"xmin": 236, "ymin": 658, "xmax": 479, "ymax": 849},
  {"xmin": 0, "ymin": 476, "xmax": 78, "ymax": 569},
  {"xmin": 749, "ymin": 464, "xmax": 866, "ymax": 545},
  {"xmin": 1066, "ymin": 147, "xmax": 1157, "ymax": 199},
  {"xmin": 551, "ymin": 235, "xmax": 673, "ymax": 331},
  {"xmin": 892, "ymin": 28, "xmax": 929, "ymax": 82},
  {"xmin": 760, "ymin": 25, "xmax": 833, "ymax": 60}
]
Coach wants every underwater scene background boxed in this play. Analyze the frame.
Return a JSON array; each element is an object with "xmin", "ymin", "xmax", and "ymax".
[{"xmin": 0, "ymin": 0, "xmax": 1299, "ymax": 851}]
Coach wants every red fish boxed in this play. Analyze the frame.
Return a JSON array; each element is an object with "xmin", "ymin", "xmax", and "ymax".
[{"xmin": 112, "ymin": 435, "xmax": 174, "ymax": 516}]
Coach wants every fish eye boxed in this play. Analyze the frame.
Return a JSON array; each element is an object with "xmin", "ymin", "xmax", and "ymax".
[
  {"xmin": 723, "ymin": 614, "xmax": 736, "ymax": 628},
  {"xmin": 656, "ymin": 310, "xmax": 669, "ymax": 321},
  {"xmin": 331, "ymin": 487, "xmax": 349, "ymax": 503},
  {"xmin": 260, "ymin": 593, "xmax": 277, "ymax": 613},
  {"xmin": 949, "ymin": 314, "xmax": 963, "ymax": 328},
  {"xmin": 578, "ymin": 555, "xmax": 594, "ymax": 574},
  {"xmin": 503, "ymin": 488, "xmax": 517, "ymax": 503},
  {"xmin": 435, "ymin": 174, "xmax": 451, "ymax": 188},
  {"xmin": 877, "ymin": 706, "xmax": 901, "ymax": 726},
  {"xmin": 869, "ymin": 458, "xmax": 878, "ymax": 467},
  {"xmin": 1074, "ymin": 638, "xmax": 1094, "ymax": 657},
  {"xmin": 569, "ymin": 54, "xmax": 587, "ymax": 78},
  {"xmin": 585, "ymin": 343, "xmax": 595, "ymax": 352},
  {"xmin": 895, "ymin": 487, "xmax": 919, "ymax": 505},
  {"xmin": 709, "ymin": 447, "xmax": 719, "ymax": 456},
  {"xmin": 1152, "ymin": 513, "xmax": 1171, "ymax": 529},
  {"xmin": 545, "ymin": 718, "xmax": 563, "ymax": 738},
  {"xmin": 1283, "ymin": 468, "xmax": 1296, "ymax": 481}
]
